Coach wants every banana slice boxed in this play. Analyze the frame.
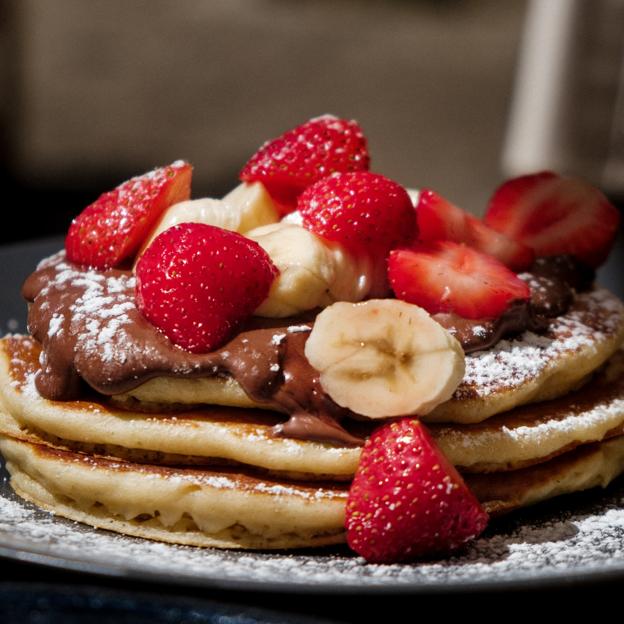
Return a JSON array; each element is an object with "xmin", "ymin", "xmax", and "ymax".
[
  {"xmin": 138, "ymin": 182, "xmax": 279, "ymax": 259},
  {"xmin": 406, "ymin": 187, "xmax": 420, "ymax": 206},
  {"xmin": 222, "ymin": 181, "xmax": 281, "ymax": 232},
  {"xmin": 304, "ymin": 299, "xmax": 465, "ymax": 418},
  {"xmin": 248, "ymin": 222, "xmax": 389, "ymax": 317}
]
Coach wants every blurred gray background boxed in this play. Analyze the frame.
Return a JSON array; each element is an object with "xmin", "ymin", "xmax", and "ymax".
[
  {"xmin": 4, "ymin": 0, "xmax": 622, "ymax": 246},
  {"xmin": 0, "ymin": 0, "xmax": 530, "ymax": 242}
]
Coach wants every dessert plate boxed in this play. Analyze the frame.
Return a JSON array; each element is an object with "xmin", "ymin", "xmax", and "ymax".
[{"xmin": 1, "ymin": 237, "xmax": 624, "ymax": 593}]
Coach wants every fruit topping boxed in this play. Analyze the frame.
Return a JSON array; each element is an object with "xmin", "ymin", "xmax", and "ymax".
[
  {"xmin": 304, "ymin": 299, "xmax": 464, "ymax": 418},
  {"xmin": 484, "ymin": 171, "xmax": 620, "ymax": 268},
  {"xmin": 137, "ymin": 181, "xmax": 280, "ymax": 260},
  {"xmin": 66, "ymin": 161, "xmax": 192, "ymax": 269},
  {"xmin": 388, "ymin": 240, "xmax": 531, "ymax": 319},
  {"xmin": 299, "ymin": 171, "xmax": 416, "ymax": 257},
  {"xmin": 135, "ymin": 223, "xmax": 278, "ymax": 353},
  {"xmin": 346, "ymin": 418, "xmax": 488, "ymax": 563},
  {"xmin": 240, "ymin": 115, "xmax": 370, "ymax": 214},
  {"xmin": 416, "ymin": 189, "xmax": 534, "ymax": 271}
]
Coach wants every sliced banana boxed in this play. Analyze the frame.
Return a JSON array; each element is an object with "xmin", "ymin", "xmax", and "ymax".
[
  {"xmin": 406, "ymin": 187, "xmax": 420, "ymax": 206},
  {"xmin": 222, "ymin": 181, "xmax": 281, "ymax": 232},
  {"xmin": 304, "ymin": 299, "xmax": 465, "ymax": 419},
  {"xmin": 248, "ymin": 222, "xmax": 389, "ymax": 317},
  {"xmin": 138, "ymin": 182, "xmax": 280, "ymax": 259}
]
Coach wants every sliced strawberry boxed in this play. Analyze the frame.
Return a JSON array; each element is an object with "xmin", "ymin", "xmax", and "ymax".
[
  {"xmin": 135, "ymin": 223, "xmax": 278, "ymax": 353},
  {"xmin": 240, "ymin": 115, "xmax": 370, "ymax": 215},
  {"xmin": 299, "ymin": 171, "xmax": 416, "ymax": 257},
  {"xmin": 388, "ymin": 240, "xmax": 530, "ymax": 319},
  {"xmin": 484, "ymin": 171, "xmax": 620, "ymax": 267},
  {"xmin": 346, "ymin": 418, "xmax": 488, "ymax": 563},
  {"xmin": 66, "ymin": 161, "xmax": 192, "ymax": 269},
  {"xmin": 417, "ymin": 189, "xmax": 534, "ymax": 271}
]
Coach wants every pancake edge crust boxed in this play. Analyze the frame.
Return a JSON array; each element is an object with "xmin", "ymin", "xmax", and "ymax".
[
  {"xmin": 466, "ymin": 434, "xmax": 624, "ymax": 515},
  {"xmin": 0, "ymin": 435, "xmax": 348, "ymax": 550}
]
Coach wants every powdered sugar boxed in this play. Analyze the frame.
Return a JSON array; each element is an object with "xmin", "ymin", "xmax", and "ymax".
[
  {"xmin": 455, "ymin": 289, "xmax": 624, "ymax": 400},
  {"xmin": 1, "ymin": 461, "xmax": 624, "ymax": 590}
]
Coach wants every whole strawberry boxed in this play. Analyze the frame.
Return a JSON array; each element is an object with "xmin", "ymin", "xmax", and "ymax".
[
  {"xmin": 66, "ymin": 161, "xmax": 192, "ymax": 269},
  {"xmin": 135, "ymin": 223, "xmax": 278, "ymax": 353},
  {"xmin": 346, "ymin": 418, "xmax": 488, "ymax": 563},
  {"xmin": 240, "ymin": 115, "xmax": 370, "ymax": 214},
  {"xmin": 299, "ymin": 171, "xmax": 416, "ymax": 257}
]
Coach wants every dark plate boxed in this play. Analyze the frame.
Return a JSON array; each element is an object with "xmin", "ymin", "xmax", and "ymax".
[{"xmin": 0, "ymin": 237, "xmax": 624, "ymax": 594}]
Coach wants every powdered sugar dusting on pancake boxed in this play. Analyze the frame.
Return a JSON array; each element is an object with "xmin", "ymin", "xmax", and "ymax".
[{"xmin": 455, "ymin": 289, "xmax": 624, "ymax": 400}]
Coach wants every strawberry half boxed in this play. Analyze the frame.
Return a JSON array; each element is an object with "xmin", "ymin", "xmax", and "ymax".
[
  {"xmin": 66, "ymin": 161, "xmax": 192, "ymax": 269},
  {"xmin": 388, "ymin": 240, "xmax": 530, "ymax": 319},
  {"xmin": 484, "ymin": 171, "xmax": 620, "ymax": 268},
  {"xmin": 135, "ymin": 223, "xmax": 278, "ymax": 353},
  {"xmin": 299, "ymin": 171, "xmax": 416, "ymax": 257},
  {"xmin": 346, "ymin": 418, "xmax": 488, "ymax": 563},
  {"xmin": 416, "ymin": 189, "xmax": 534, "ymax": 271},
  {"xmin": 240, "ymin": 115, "xmax": 370, "ymax": 215}
]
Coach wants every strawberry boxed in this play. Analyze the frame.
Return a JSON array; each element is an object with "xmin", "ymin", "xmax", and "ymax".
[
  {"xmin": 346, "ymin": 418, "xmax": 488, "ymax": 563},
  {"xmin": 388, "ymin": 240, "xmax": 530, "ymax": 319},
  {"xmin": 240, "ymin": 115, "xmax": 370, "ymax": 215},
  {"xmin": 484, "ymin": 171, "xmax": 620, "ymax": 268},
  {"xmin": 416, "ymin": 189, "xmax": 534, "ymax": 271},
  {"xmin": 299, "ymin": 171, "xmax": 416, "ymax": 257},
  {"xmin": 66, "ymin": 161, "xmax": 192, "ymax": 269},
  {"xmin": 135, "ymin": 223, "xmax": 278, "ymax": 353}
]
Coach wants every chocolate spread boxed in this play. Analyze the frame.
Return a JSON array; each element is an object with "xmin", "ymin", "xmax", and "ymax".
[
  {"xmin": 22, "ymin": 252, "xmax": 591, "ymax": 446},
  {"xmin": 22, "ymin": 254, "xmax": 361, "ymax": 446}
]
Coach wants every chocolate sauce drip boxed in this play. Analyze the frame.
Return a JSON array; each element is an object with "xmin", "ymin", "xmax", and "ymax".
[
  {"xmin": 23, "ymin": 253, "xmax": 361, "ymax": 447},
  {"xmin": 530, "ymin": 255, "xmax": 595, "ymax": 292}
]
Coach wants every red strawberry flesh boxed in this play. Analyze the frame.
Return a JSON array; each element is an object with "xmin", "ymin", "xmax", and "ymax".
[
  {"xmin": 299, "ymin": 171, "xmax": 416, "ymax": 257},
  {"xmin": 66, "ymin": 161, "xmax": 192, "ymax": 269},
  {"xmin": 240, "ymin": 115, "xmax": 370, "ymax": 215},
  {"xmin": 484, "ymin": 171, "xmax": 620, "ymax": 267},
  {"xmin": 388, "ymin": 240, "xmax": 530, "ymax": 319},
  {"xmin": 135, "ymin": 223, "xmax": 278, "ymax": 353},
  {"xmin": 346, "ymin": 418, "xmax": 488, "ymax": 563},
  {"xmin": 416, "ymin": 189, "xmax": 534, "ymax": 271}
]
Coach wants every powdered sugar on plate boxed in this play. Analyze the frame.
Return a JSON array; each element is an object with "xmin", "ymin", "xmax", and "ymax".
[{"xmin": 1, "ymin": 458, "xmax": 624, "ymax": 591}]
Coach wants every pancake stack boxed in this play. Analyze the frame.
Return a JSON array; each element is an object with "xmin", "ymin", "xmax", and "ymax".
[
  {"xmin": 0, "ymin": 283, "xmax": 623, "ymax": 549},
  {"xmin": 1, "ymin": 117, "xmax": 623, "ymax": 558}
]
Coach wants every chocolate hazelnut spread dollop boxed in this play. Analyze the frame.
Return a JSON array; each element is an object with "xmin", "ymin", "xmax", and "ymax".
[{"xmin": 22, "ymin": 252, "xmax": 591, "ymax": 446}]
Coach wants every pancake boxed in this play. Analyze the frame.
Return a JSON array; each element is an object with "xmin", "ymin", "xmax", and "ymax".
[
  {"xmin": 0, "ymin": 336, "xmax": 362, "ymax": 480},
  {"xmin": 465, "ymin": 435, "xmax": 624, "ymax": 515},
  {"xmin": 425, "ymin": 288, "xmax": 624, "ymax": 423},
  {"xmin": 431, "ymin": 348, "xmax": 624, "ymax": 472},
  {"xmin": 3, "ymin": 335, "xmax": 624, "ymax": 479},
  {"xmin": 0, "ymin": 435, "xmax": 348, "ymax": 549},
  {"xmin": 2, "ymin": 433, "xmax": 624, "ymax": 550}
]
